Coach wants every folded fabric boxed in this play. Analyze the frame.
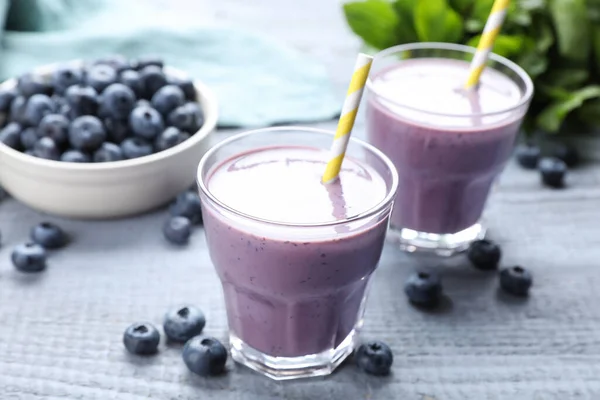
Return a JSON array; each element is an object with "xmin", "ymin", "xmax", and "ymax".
[{"xmin": 0, "ymin": 0, "xmax": 340, "ymax": 128}]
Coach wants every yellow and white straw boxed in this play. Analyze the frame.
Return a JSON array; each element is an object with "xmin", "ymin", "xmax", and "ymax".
[
  {"xmin": 322, "ymin": 53, "xmax": 373, "ymax": 184},
  {"xmin": 464, "ymin": 0, "xmax": 511, "ymax": 90}
]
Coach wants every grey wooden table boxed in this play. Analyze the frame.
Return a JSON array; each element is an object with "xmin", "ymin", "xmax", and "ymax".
[{"xmin": 2, "ymin": 1, "xmax": 600, "ymax": 399}]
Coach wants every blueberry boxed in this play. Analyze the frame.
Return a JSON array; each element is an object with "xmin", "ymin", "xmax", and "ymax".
[
  {"xmin": 182, "ymin": 336, "xmax": 227, "ymax": 376},
  {"xmin": 134, "ymin": 56, "xmax": 164, "ymax": 70},
  {"xmin": 0, "ymin": 87, "xmax": 17, "ymax": 112},
  {"xmin": 163, "ymin": 305, "xmax": 205, "ymax": 342},
  {"xmin": 552, "ymin": 143, "xmax": 579, "ymax": 167},
  {"xmin": 94, "ymin": 142, "xmax": 124, "ymax": 162},
  {"xmin": 93, "ymin": 55, "xmax": 131, "ymax": 72},
  {"xmin": 20, "ymin": 127, "xmax": 38, "ymax": 150},
  {"xmin": 123, "ymin": 322, "xmax": 160, "ymax": 355},
  {"xmin": 151, "ymin": 85, "xmax": 185, "ymax": 116},
  {"xmin": 467, "ymin": 239, "xmax": 501, "ymax": 270},
  {"xmin": 119, "ymin": 69, "xmax": 144, "ymax": 98},
  {"xmin": 0, "ymin": 186, "xmax": 7, "ymax": 201},
  {"xmin": 169, "ymin": 191, "xmax": 202, "ymax": 224},
  {"xmin": 51, "ymin": 65, "xmax": 84, "ymax": 95},
  {"xmin": 104, "ymin": 118, "xmax": 130, "ymax": 143},
  {"xmin": 30, "ymin": 222, "xmax": 68, "ymax": 249},
  {"xmin": 17, "ymin": 73, "xmax": 52, "ymax": 97},
  {"xmin": 155, "ymin": 127, "xmax": 190, "ymax": 152},
  {"xmin": 167, "ymin": 102, "xmax": 204, "ymax": 133},
  {"xmin": 61, "ymin": 149, "xmax": 91, "ymax": 163},
  {"xmin": 121, "ymin": 137, "xmax": 153, "ymax": 159},
  {"xmin": 9, "ymin": 96, "xmax": 27, "ymax": 124},
  {"xmin": 539, "ymin": 157, "xmax": 566, "ymax": 188},
  {"xmin": 168, "ymin": 76, "xmax": 196, "ymax": 101},
  {"xmin": 139, "ymin": 66, "xmax": 167, "ymax": 99},
  {"xmin": 33, "ymin": 137, "xmax": 60, "ymax": 160},
  {"xmin": 69, "ymin": 115, "xmax": 106, "ymax": 152},
  {"xmin": 163, "ymin": 216, "xmax": 192, "ymax": 245},
  {"xmin": 136, "ymin": 99, "xmax": 151, "ymax": 108},
  {"xmin": 38, "ymin": 114, "xmax": 70, "ymax": 144},
  {"xmin": 404, "ymin": 271, "xmax": 442, "ymax": 307},
  {"xmin": 85, "ymin": 64, "xmax": 118, "ymax": 94},
  {"xmin": 499, "ymin": 266, "xmax": 533, "ymax": 296},
  {"xmin": 22, "ymin": 94, "xmax": 55, "ymax": 127},
  {"xmin": 355, "ymin": 341, "xmax": 393, "ymax": 376},
  {"xmin": 515, "ymin": 144, "xmax": 540, "ymax": 169},
  {"xmin": 100, "ymin": 83, "xmax": 136, "ymax": 120},
  {"xmin": 129, "ymin": 106, "xmax": 164, "ymax": 139},
  {"xmin": 11, "ymin": 243, "xmax": 47, "ymax": 272},
  {"xmin": 0, "ymin": 122, "xmax": 22, "ymax": 149},
  {"xmin": 65, "ymin": 85, "xmax": 99, "ymax": 116}
]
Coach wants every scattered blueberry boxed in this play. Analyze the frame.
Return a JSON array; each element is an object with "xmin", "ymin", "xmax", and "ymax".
[
  {"xmin": 168, "ymin": 76, "xmax": 196, "ymax": 101},
  {"xmin": 33, "ymin": 137, "xmax": 60, "ymax": 160},
  {"xmin": 69, "ymin": 115, "xmax": 106, "ymax": 152},
  {"xmin": 85, "ymin": 64, "xmax": 118, "ymax": 93},
  {"xmin": 163, "ymin": 305, "xmax": 206, "ymax": 342},
  {"xmin": 163, "ymin": 216, "xmax": 192, "ymax": 245},
  {"xmin": 182, "ymin": 336, "xmax": 228, "ymax": 376},
  {"xmin": 169, "ymin": 191, "xmax": 203, "ymax": 224},
  {"xmin": 93, "ymin": 55, "xmax": 131, "ymax": 72},
  {"xmin": 20, "ymin": 127, "xmax": 38, "ymax": 150},
  {"xmin": 539, "ymin": 157, "xmax": 566, "ymax": 188},
  {"xmin": 30, "ymin": 222, "xmax": 68, "ymax": 249},
  {"xmin": 104, "ymin": 118, "xmax": 130, "ymax": 143},
  {"xmin": 135, "ymin": 56, "xmax": 164, "ymax": 70},
  {"xmin": 93, "ymin": 142, "xmax": 124, "ymax": 162},
  {"xmin": 129, "ymin": 106, "xmax": 164, "ymax": 139},
  {"xmin": 11, "ymin": 243, "xmax": 47, "ymax": 272},
  {"xmin": 155, "ymin": 127, "xmax": 190, "ymax": 152},
  {"xmin": 355, "ymin": 341, "xmax": 393, "ymax": 376},
  {"xmin": 119, "ymin": 69, "xmax": 144, "ymax": 98},
  {"xmin": 9, "ymin": 96, "xmax": 27, "ymax": 124},
  {"xmin": 404, "ymin": 271, "xmax": 442, "ymax": 307},
  {"xmin": 123, "ymin": 322, "xmax": 160, "ymax": 355},
  {"xmin": 17, "ymin": 73, "xmax": 52, "ymax": 97},
  {"xmin": 22, "ymin": 94, "xmax": 55, "ymax": 126},
  {"xmin": 499, "ymin": 266, "xmax": 533, "ymax": 296},
  {"xmin": 515, "ymin": 144, "xmax": 540, "ymax": 169},
  {"xmin": 552, "ymin": 143, "xmax": 579, "ymax": 167},
  {"xmin": 51, "ymin": 65, "xmax": 84, "ymax": 95},
  {"xmin": 100, "ymin": 83, "xmax": 136, "ymax": 120},
  {"xmin": 65, "ymin": 85, "xmax": 99, "ymax": 116},
  {"xmin": 139, "ymin": 66, "xmax": 167, "ymax": 99},
  {"xmin": 0, "ymin": 87, "xmax": 17, "ymax": 112},
  {"xmin": 467, "ymin": 239, "xmax": 501, "ymax": 270},
  {"xmin": 167, "ymin": 102, "xmax": 204, "ymax": 133},
  {"xmin": 151, "ymin": 85, "xmax": 185, "ymax": 116},
  {"xmin": 61, "ymin": 149, "xmax": 91, "ymax": 163},
  {"xmin": 0, "ymin": 122, "xmax": 22, "ymax": 149},
  {"xmin": 121, "ymin": 137, "xmax": 153, "ymax": 159},
  {"xmin": 38, "ymin": 114, "xmax": 70, "ymax": 144}
]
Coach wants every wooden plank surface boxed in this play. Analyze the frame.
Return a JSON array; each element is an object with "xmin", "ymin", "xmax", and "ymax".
[{"xmin": 2, "ymin": 1, "xmax": 600, "ymax": 399}]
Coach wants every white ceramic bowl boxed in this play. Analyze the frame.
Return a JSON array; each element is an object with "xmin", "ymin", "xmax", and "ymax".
[{"xmin": 0, "ymin": 64, "xmax": 218, "ymax": 219}]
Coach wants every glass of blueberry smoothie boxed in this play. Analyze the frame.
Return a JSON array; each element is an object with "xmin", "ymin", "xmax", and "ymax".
[
  {"xmin": 197, "ymin": 127, "xmax": 397, "ymax": 380},
  {"xmin": 366, "ymin": 43, "xmax": 533, "ymax": 256}
]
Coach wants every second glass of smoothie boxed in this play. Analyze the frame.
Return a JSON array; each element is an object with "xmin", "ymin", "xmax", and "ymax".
[
  {"xmin": 366, "ymin": 43, "xmax": 533, "ymax": 256},
  {"xmin": 197, "ymin": 127, "xmax": 398, "ymax": 380}
]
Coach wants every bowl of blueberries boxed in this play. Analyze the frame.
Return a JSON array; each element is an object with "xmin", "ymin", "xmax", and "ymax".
[{"xmin": 0, "ymin": 55, "xmax": 218, "ymax": 218}]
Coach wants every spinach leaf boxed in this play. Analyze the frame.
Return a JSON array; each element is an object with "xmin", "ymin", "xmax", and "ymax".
[
  {"xmin": 542, "ymin": 68, "xmax": 589, "ymax": 90},
  {"xmin": 393, "ymin": 0, "xmax": 419, "ymax": 43},
  {"xmin": 467, "ymin": 34, "xmax": 525, "ymax": 58},
  {"xmin": 448, "ymin": 0, "xmax": 474, "ymax": 13},
  {"xmin": 414, "ymin": 0, "xmax": 463, "ymax": 43},
  {"xmin": 592, "ymin": 25, "xmax": 600, "ymax": 75},
  {"xmin": 537, "ymin": 86, "xmax": 600, "ymax": 132},
  {"xmin": 343, "ymin": 0, "xmax": 401, "ymax": 50},
  {"xmin": 548, "ymin": 0, "xmax": 590, "ymax": 63}
]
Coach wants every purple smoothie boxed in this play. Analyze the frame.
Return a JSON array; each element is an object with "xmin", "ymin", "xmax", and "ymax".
[
  {"xmin": 367, "ymin": 58, "xmax": 526, "ymax": 234},
  {"xmin": 201, "ymin": 146, "xmax": 390, "ymax": 358}
]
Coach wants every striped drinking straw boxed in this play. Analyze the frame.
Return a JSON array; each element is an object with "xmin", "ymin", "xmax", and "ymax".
[
  {"xmin": 464, "ymin": 0, "xmax": 511, "ymax": 90},
  {"xmin": 322, "ymin": 53, "xmax": 373, "ymax": 184}
]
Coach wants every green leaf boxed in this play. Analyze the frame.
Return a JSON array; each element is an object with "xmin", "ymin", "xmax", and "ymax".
[
  {"xmin": 518, "ymin": 0, "xmax": 546, "ymax": 11},
  {"xmin": 448, "ymin": 0, "xmax": 474, "ymax": 13},
  {"xmin": 507, "ymin": 3, "xmax": 532, "ymax": 27},
  {"xmin": 536, "ymin": 86, "xmax": 600, "ymax": 132},
  {"xmin": 392, "ymin": 0, "xmax": 419, "ymax": 43},
  {"xmin": 548, "ymin": 0, "xmax": 590, "ymax": 62},
  {"xmin": 576, "ymin": 100, "xmax": 600, "ymax": 126},
  {"xmin": 532, "ymin": 18, "xmax": 554, "ymax": 54},
  {"xmin": 592, "ymin": 25, "xmax": 600, "ymax": 74},
  {"xmin": 414, "ymin": 0, "xmax": 464, "ymax": 43},
  {"xmin": 542, "ymin": 68, "xmax": 589, "ymax": 90},
  {"xmin": 467, "ymin": 34, "xmax": 525, "ymax": 58},
  {"xmin": 343, "ymin": 0, "xmax": 401, "ymax": 50},
  {"xmin": 469, "ymin": 0, "xmax": 494, "ymax": 25},
  {"xmin": 464, "ymin": 19, "xmax": 483, "ymax": 33}
]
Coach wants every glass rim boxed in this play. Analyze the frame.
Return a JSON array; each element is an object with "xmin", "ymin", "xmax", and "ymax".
[
  {"xmin": 366, "ymin": 42, "xmax": 535, "ymax": 119},
  {"xmin": 197, "ymin": 126, "xmax": 399, "ymax": 228}
]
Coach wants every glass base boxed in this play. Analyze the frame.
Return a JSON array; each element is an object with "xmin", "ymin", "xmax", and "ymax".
[
  {"xmin": 230, "ymin": 330, "xmax": 357, "ymax": 381},
  {"xmin": 388, "ymin": 222, "xmax": 486, "ymax": 257}
]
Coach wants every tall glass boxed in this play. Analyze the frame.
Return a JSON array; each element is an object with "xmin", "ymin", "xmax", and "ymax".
[
  {"xmin": 365, "ymin": 43, "xmax": 534, "ymax": 256},
  {"xmin": 197, "ymin": 127, "xmax": 398, "ymax": 380}
]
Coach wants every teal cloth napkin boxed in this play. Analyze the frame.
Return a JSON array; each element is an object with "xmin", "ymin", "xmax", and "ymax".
[{"xmin": 0, "ymin": 0, "xmax": 340, "ymax": 127}]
